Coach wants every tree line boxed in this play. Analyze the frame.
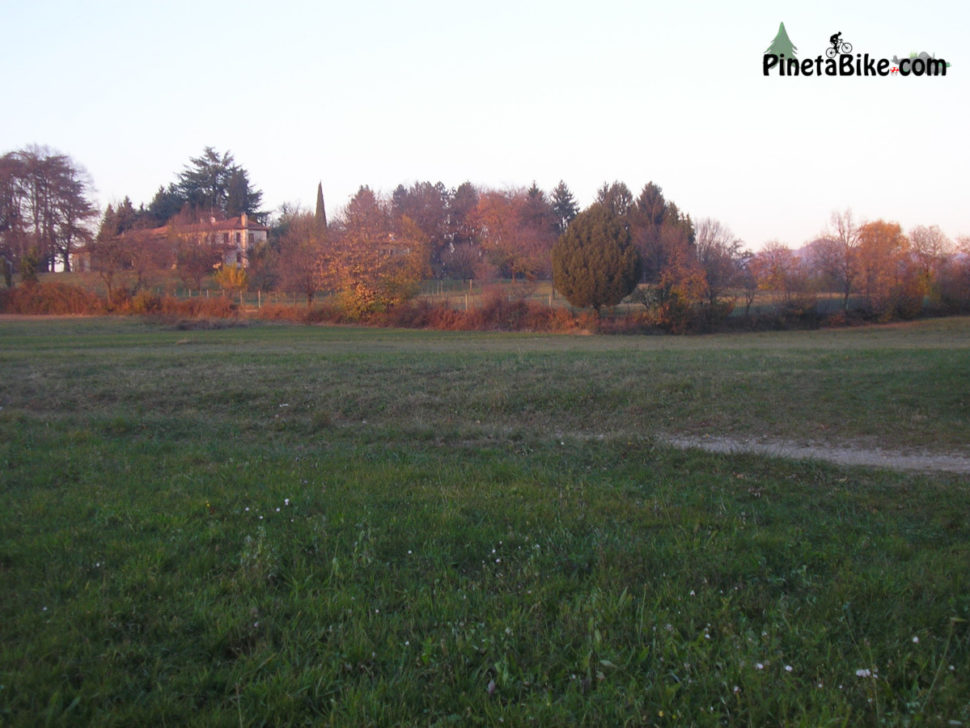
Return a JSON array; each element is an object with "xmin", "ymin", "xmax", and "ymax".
[{"xmin": 3, "ymin": 144, "xmax": 969, "ymax": 328}]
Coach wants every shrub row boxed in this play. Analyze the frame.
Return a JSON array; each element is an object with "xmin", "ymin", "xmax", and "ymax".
[
  {"xmin": 5, "ymin": 281, "xmax": 969, "ymax": 334},
  {"xmin": 0, "ymin": 283, "xmax": 237, "ymax": 319}
]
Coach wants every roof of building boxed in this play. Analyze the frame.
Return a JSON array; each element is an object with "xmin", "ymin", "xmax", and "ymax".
[{"xmin": 145, "ymin": 214, "xmax": 270, "ymax": 237}]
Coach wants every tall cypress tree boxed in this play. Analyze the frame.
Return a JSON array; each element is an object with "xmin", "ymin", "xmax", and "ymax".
[{"xmin": 314, "ymin": 182, "xmax": 327, "ymax": 235}]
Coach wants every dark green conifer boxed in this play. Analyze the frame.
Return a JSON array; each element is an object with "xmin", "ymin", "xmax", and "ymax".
[{"xmin": 552, "ymin": 203, "xmax": 641, "ymax": 313}]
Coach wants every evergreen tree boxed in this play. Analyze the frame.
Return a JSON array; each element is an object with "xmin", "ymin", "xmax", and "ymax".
[
  {"xmin": 175, "ymin": 147, "xmax": 263, "ymax": 220},
  {"xmin": 552, "ymin": 203, "xmax": 641, "ymax": 313},
  {"xmin": 551, "ymin": 180, "xmax": 578, "ymax": 235},
  {"xmin": 596, "ymin": 181, "xmax": 634, "ymax": 218},
  {"xmin": 764, "ymin": 22, "xmax": 797, "ymax": 57},
  {"xmin": 147, "ymin": 184, "xmax": 183, "ymax": 226},
  {"xmin": 629, "ymin": 183, "xmax": 695, "ymax": 284},
  {"xmin": 96, "ymin": 204, "xmax": 118, "ymax": 242},
  {"xmin": 225, "ymin": 167, "xmax": 263, "ymax": 219}
]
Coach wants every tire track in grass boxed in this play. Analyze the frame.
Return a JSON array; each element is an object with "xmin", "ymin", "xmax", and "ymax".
[{"xmin": 659, "ymin": 434, "xmax": 970, "ymax": 474}]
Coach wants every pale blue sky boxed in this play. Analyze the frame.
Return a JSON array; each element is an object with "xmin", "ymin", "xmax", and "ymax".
[{"xmin": 2, "ymin": 0, "xmax": 966, "ymax": 249}]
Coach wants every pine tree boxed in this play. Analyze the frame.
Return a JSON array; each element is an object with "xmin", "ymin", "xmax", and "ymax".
[
  {"xmin": 764, "ymin": 22, "xmax": 797, "ymax": 57},
  {"xmin": 551, "ymin": 181, "xmax": 578, "ymax": 235}
]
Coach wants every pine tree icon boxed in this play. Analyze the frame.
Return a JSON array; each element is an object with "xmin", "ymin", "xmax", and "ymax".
[{"xmin": 765, "ymin": 22, "xmax": 797, "ymax": 57}]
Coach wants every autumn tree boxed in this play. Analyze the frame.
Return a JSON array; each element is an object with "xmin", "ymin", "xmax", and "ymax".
[
  {"xmin": 214, "ymin": 263, "xmax": 248, "ymax": 299},
  {"xmin": 331, "ymin": 186, "xmax": 430, "ymax": 315},
  {"xmin": 856, "ymin": 220, "xmax": 913, "ymax": 316},
  {"xmin": 552, "ymin": 202, "xmax": 641, "ymax": 313},
  {"xmin": 90, "ymin": 211, "xmax": 134, "ymax": 301},
  {"xmin": 750, "ymin": 242, "xmax": 805, "ymax": 302},
  {"xmin": 473, "ymin": 189, "xmax": 525, "ymax": 279},
  {"xmin": 277, "ymin": 210, "xmax": 327, "ymax": 306}
]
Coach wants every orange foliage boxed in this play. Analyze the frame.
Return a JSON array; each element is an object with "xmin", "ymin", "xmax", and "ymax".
[{"xmin": 855, "ymin": 220, "xmax": 912, "ymax": 316}]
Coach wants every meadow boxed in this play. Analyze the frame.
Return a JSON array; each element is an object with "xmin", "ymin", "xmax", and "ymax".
[{"xmin": 1, "ymin": 316, "xmax": 968, "ymax": 726}]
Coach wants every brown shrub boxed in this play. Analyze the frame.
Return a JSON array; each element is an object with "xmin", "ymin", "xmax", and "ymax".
[{"xmin": 0, "ymin": 281, "xmax": 106, "ymax": 315}]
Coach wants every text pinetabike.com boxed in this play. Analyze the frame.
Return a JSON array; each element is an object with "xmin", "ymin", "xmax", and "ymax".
[{"xmin": 764, "ymin": 53, "xmax": 948, "ymax": 77}]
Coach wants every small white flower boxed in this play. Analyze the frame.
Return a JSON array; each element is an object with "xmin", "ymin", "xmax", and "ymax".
[
  {"xmin": 732, "ymin": 685, "xmax": 740, "ymax": 694},
  {"xmin": 855, "ymin": 668, "xmax": 872, "ymax": 678},
  {"xmin": 912, "ymin": 636, "xmax": 919, "ymax": 643},
  {"xmin": 785, "ymin": 665, "xmax": 793, "ymax": 672},
  {"xmin": 755, "ymin": 662, "xmax": 764, "ymax": 670},
  {"xmin": 284, "ymin": 498, "xmax": 290, "ymax": 506}
]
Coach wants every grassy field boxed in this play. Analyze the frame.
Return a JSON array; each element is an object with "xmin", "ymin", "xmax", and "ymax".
[{"xmin": 1, "ymin": 316, "xmax": 969, "ymax": 726}]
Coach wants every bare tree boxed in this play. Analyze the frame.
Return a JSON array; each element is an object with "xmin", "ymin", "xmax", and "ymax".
[
  {"xmin": 278, "ymin": 212, "xmax": 327, "ymax": 306},
  {"xmin": 814, "ymin": 209, "xmax": 860, "ymax": 311},
  {"xmin": 909, "ymin": 224, "xmax": 953, "ymax": 302},
  {"xmin": 694, "ymin": 218, "xmax": 743, "ymax": 307}
]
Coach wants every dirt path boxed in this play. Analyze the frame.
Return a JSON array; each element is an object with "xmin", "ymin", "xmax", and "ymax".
[{"xmin": 659, "ymin": 434, "xmax": 970, "ymax": 475}]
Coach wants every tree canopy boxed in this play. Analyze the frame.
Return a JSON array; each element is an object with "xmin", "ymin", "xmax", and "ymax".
[
  {"xmin": 176, "ymin": 147, "xmax": 263, "ymax": 220},
  {"xmin": 0, "ymin": 145, "xmax": 97, "ymax": 274}
]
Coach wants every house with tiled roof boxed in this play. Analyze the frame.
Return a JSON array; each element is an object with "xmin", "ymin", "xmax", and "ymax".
[{"xmin": 151, "ymin": 213, "xmax": 269, "ymax": 267}]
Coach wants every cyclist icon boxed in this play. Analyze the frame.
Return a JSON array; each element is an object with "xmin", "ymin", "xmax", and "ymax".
[{"xmin": 826, "ymin": 31, "xmax": 853, "ymax": 58}]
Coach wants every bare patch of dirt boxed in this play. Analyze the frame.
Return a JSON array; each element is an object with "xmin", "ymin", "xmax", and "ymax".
[{"xmin": 659, "ymin": 434, "xmax": 970, "ymax": 475}]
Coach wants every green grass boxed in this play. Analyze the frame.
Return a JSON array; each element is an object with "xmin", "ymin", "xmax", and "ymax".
[{"xmin": 1, "ymin": 317, "xmax": 969, "ymax": 726}]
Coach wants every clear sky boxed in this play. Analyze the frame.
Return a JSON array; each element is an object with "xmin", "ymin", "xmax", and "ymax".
[{"xmin": 2, "ymin": 0, "xmax": 966, "ymax": 249}]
